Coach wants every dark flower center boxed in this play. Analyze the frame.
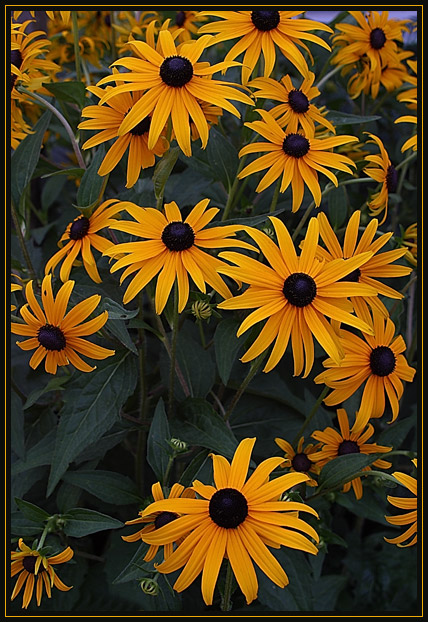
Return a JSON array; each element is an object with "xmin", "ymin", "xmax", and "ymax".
[
  {"xmin": 104, "ymin": 14, "xmax": 111, "ymax": 27},
  {"xmin": 154, "ymin": 511, "xmax": 178, "ymax": 529},
  {"xmin": 11, "ymin": 49, "xmax": 23, "ymax": 90},
  {"xmin": 288, "ymin": 89, "xmax": 310, "ymax": 114},
  {"xmin": 292, "ymin": 452, "xmax": 312, "ymax": 472},
  {"xmin": 162, "ymin": 221, "xmax": 195, "ymax": 251},
  {"xmin": 369, "ymin": 345, "xmax": 396, "ymax": 376},
  {"xmin": 283, "ymin": 272, "xmax": 317, "ymax": 307},
  {"xmin": 23, "ymin": 556, "xmax": 37, "ymax": 573},
  {"xmin": 130, "ymin": 116, "xmax": 151, "ymax": 136},
  {"xmin": 370, "ymin": 27, "xmax": 387, "ymax": 50},
  {"xmin": 209, "ymin": 488, "xmax": 248, "ymax": 528},
  {"xmin": 251, "ymin": 10, "xmax": 280, "ymax": 31},
  {"xmin": 386, "ymin": 164, "xmax": 398, "ymax": 193},
  {"xmin": 175, "ymin": 11, "xmax": 186, "ymax": 27},
  {"xmin": 38, "ymin": 324, "xmax": 66, "ymax": 351},
  {"xmin": 283, "ymin": 133, "xmax": 310, "ymax": 158},
  {"xmin": 338, "ymin": 440, "xmax": 360, "ymax": 455},
  {"xmin": 69, "ymin": 216, "xmax": 90, "ymax": 240},
  {"xmin": 160, "ymin": 55, "xmax": 193, "ymax": 87},
  {"xmin": 340, "ymin": 267, "xmax": 361, "ymax": 283}
]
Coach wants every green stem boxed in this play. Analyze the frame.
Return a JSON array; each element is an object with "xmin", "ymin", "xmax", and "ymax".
[
  {"xmin": 292, "ymin": 386, "xmax": 330, "ymax": 446},
  {"xmin": 220, "ymin": 561, "xmax": 234, "ymax": 612},
  {"xmin": 291, "ymin": 178, "xmax": 374, "ymax": 241},
  {"xmin": 18, "ymin": 87, "xmax": 86, "ymax": 170},
  {"xmin": 11, "ymin": 201, "xmax": 36, "ymax": 280},
  {"xmin": 71, "ymin": 11, "xmax": 82, "ymax": 83},
  {"xmin": 198, "ymin": 320, "xmax": 206, "ymax": 349},
  {"xmin": 222, "ymin": 158, "xmax": 247, "ymax": 222},
  {"xmin": 388, "ymin": 274, "xmax": 417, "ymax": 317},
  {"xmin": 110, "ymin": 11, "xmax": 118, "ymax": 62},
  {"xmin": 162, "ymin": 453, "xmax": 176, "ymax": 487},
  {"xmin": 269, "ymin": 178, "xmax": 281, "ymax": 214},
  {"xmin": 315, "ymin": 64, "xmax": 342, "ymax": 90},
  {"xmin": 395, "ymin": 151, "xmax": 417, "ymax": 171},
  {"xmin": 224, "ymin": 354, "xmax": 266, "ymax": 422},
  {"xmin": 37, "ymin": 524, "xmax": 50, "ymax": 550},
  {"xmin": 405, "ymin": 277, "xmax": 416, "ymax": 357},
  {"xmin": 135, "ymin": 292, "xmax": 148, "ymax": 494},
  {"xmin": 80, "ymin": 56, "xmax": 91, "ymax": 87},
  {"xmin": 168, "ymin": 283, "xmax": 179, "ymax": 417}
]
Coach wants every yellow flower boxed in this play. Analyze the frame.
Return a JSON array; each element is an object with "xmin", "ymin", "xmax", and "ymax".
[
  {"xmin": 363, "ymin": 133, "xmax": 399, "ymax": 223},
  {"xmin": 218, "ymin": 217, "xmax": 375, "ymax": 376},
  {"xmin": 385, "ymin": 458, "xmax": 417, "ymax": 547},
  {"xmin": 198, "ymin": 11, "xmax": 332, "ymax": 83},
  {"xmin": 11, "ymin": 539, "xmax": 73, "ymax": 609},
  {"xmin": 238, "ymin": 109, "xmax": 357, "ymax": 212},
  {"xmin": 168, "ymin": 11, "xmax": 208, "ymax": 42},
  {"xmin": 138, "ymin": 438, "xmax": 319, "ymax": 605},
  {"xmin": 274, "ymin": 436, "xmax": 321, "ymax": 486},
  {"xmin": 104, "ymin": 199, "xmax": 257, "ymax": 313},
  {"xmin": 401, "ymin": 223, "xmax": 417, "ymax": 267},
  {"xmin": 11, "ymin": 274, "xmax": 115, "ymax": 374},
  {"xmin": 311, "ymin": 408, "xmax": 392, "ymax": 499}
]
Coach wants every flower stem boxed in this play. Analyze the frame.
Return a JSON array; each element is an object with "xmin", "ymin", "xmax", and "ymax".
[
  {"xmin": 315, "ymin": 64, "xmax": 342, "ymax": 90},
  {"xmin": 11, "ymin": 201, "xmax": 36, "ymax": 280},
  {"xmin": 269, "ymin": 178, "xmax": 281, "ymax": 213},
  {"xmin": 168, "ymin": 283, "xmax": 179, "ymax": 416},
  {"xmin": 17, "ymin": 87, "xmax": 86, "ymax": 170},
  {"xmin": 71, "ymin": 11, "xmax": 82, "ymax": 83},
  {"xmin": 292, "ymin": 386, "xmax": 330, "ymax": 445},
  {"xmin": 37, "ymin": 524, "xmax": 50, "ymax": 550},
  {"xmin": 220, "ymin": 561, "xmax": 234, "ymax": 612},
  {"xmin": 396, "ymin": 151, "xmax": 417, "ymax": 171},
  {"xmin": 135, "ymin": 292, "xmax": 148, "ymax": 494},
  {"xmin": 198, "ymin": 319, "xmax": 206, "ymax": 349},
  {"xmin": 224, "ymin": 353, "xmax": 266, "ymax": 422}
]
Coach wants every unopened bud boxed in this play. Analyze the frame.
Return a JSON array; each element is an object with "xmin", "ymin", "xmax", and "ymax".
[
  {"xmin": 169, "ymin": 438, "xmax": 188, "ymax": 453},
  {"xmin": 191, "ymin": 300, "xmax": 212, "ymax": 321},
  {"xmin": 140, "ymin": 578, "xmax": 159, "ymax": 596}
]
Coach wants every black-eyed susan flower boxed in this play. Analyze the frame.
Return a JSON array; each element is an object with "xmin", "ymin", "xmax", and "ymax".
[
  {"xmin": 397, "ymin": 58, "xmax": 417, "ymax": 109},
  {"xmin": 11, "ymin": 19, "xmax": 59, "ymax": 95},
  {"xmin": 44, "ymin": 200, "xmax": 123, "ymax": 283},
  {"xmin": 395, "ymin": 109, "xmax": 417, "ymax": 152},
  {"xmin": 113, "ymin": 11, "xmax": 160, "ymax": 55},
  {"xmin": 95, "ymin": 30, "xmax": 253, "ymax": 157},
  {"xmin": 313, "ymin": 210, "xmax": 412, "ymax": 318},
  {"xmin": 249, "ymin": 72, "xmax": 335, "ymax": 135},
  {"xmin": 274, "ymin": 436, "xmax": 321, "ymax": 486},
  {"xmin": 11, "ymin": 274, "xmax": 115, "ymax": 374},
  {"xmin": 138, "ymin": 438, "xmax": 319, "ymax": 605},
  {"xmin": 385, "ymin": 458, "xmax": 417, "ymax": 547},
  {"xmin": 363, "ymin": 133, "xmax": 399, "ymax": 223},
  {"xmin": 310, "ymin": 408, "xmax": 392, "ymax": 499},
  {"xmin": 46, "ymin": 10, "xmax": 71, "ymax": 24},
  {"xmin": 122, "ymin": 482, "xmax": 195, "ymax": 561},
  {"xmin": 314, "ymin": 314, "xmax": 416, "ymax": 433},
  {"xmin": 346, "ymin": 50, "xmax": 414, "ymax": 100},
  {"xmin": 401, "ymin": 223, "xmax": 417, "ymax": 267},
  {"xmin": 11, "ymin": 99, "xmax": 33, "ymax": 149},
  {"xmin": 104, "ymin": 199, "xmax": 257, "ymax": 314},
  {"xmin": 332, "ymin": 11, "xmax": 410, "ymax": 85},
  {"xmin": 169, "ymin": 11, "xmax": 207, "ymax": 42},
  {"xmin": 198, "ymin": 11, "xmax": 332, "ymax": 83},
  {"xmin": 218, "ymin": 216, "xmax": 375, "ymax": 376},
  {"xmin": 238, "ymin": 109, "xmax": 358, "ymax": 212},
  {"xmin": 79, "ymin": 84, "xmax": 169, "ymax": 188},
  {"xmin": 11, "ymin": 539, "xmax": 73, "ymax": 609}
]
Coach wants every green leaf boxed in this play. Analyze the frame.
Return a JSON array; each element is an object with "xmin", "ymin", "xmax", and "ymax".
[
  {"xmin": 74, "ymin": 428, "xmax": 131, "ymax": 463},
  {"xmin": 312, "ymin": 574, "xmax": 347, "ymax": 610},
  {"xmin": 62, "ymin": 470, "xmax": 142, "ymax": 505},
  {"xmin": 24, "ymin": 375, "xmax": 70, "ymax": 410},
  {"xmin": 328, "ymin": 185, "xmax": 348, "ymax": 229},
  {"xmin": 12, "ymin": 429, "xmax": 56, "ymax": 476},
  {"xmin": 183, "ymin": 127, "xmax": 239, "ymax": 189},
  {"xmin": 100, "ymin": 298, "xmax": 138, "ymax": 320},
  {"xmin": 377, "ymin": 413, "xmax": 416, "ymax": 448},
  {"xmin": 45, "ymin": 81, "xmax": 88, "ymax": 109},
  {"xmin": 14, "ymin": 498, "xmax": 50, "ymax": 523},
  {"xmin": 11, "ymin": 110, "xmax": 52, "ymax": 206},
  {"xmin": 335, "ymin": 486, "xmax": 388, "ymax": 525},
  {"xmin": 147, "ymin": 398, "xmax": 172, "ymax": 483},
  {"xmin": 174, "ymin": 398, "xmax": 238, "ymax": 459},
  {"xmin": 62, "ymin": 508, "xmax": 123, "ymax": 537},
  {"xmin": 99, "ymin": 298, "xmax": 139, "ymax": 355},
  {"xmin": 325, "ymin": 111, "xmax": 381, "ymax": 126},
  {"xmin": 11, "ymin": 512, "xmax": 45, "ymax": 536},
  {"xmin": 179, "ymin": 449, "xmax": 210, "ymax": 487},
  {"xmin": 153, "ymin": 147, "xmax": 180, "ymax": 200},
  {"xmin": 41, "ymin": 167, "xmax": 85, "ymax": 180},
  {"xmin": 318, "ymin": 453, "xmax": 382, "ymax": 491},
  {"xmin": 217, "ymin": 207, "xmax": 286, "ymax": 228},
  {"xmin": 11, "ymin": 390, "xmax": 25, "ymax": 460},
  {"xmin": 41, "ymin": 174, "xmax": 67, "ymax": 210},
  {"xmin": 47, "ymin": 353, "xmax": 137, "ymax": 496},
  {"xmin": 112, "ymin": 541, "xmax": 150, "ymax": 584},
  {"xmin": 75, "ymin": 145, "xmax": 106, "ymax": 210},
  {"xmin": 214, "ymin": 319, "xmax": 246, "ymax": 385},
  {"xmin": 174, "ymin": 330, "xmax": 215, "ymax": 399}
]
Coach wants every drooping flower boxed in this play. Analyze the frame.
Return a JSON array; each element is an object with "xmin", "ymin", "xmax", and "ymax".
[
  {"xmin": 249, "ymin": 72, "xmax": 335, "ymax": 135},
  {"xmin": 346, "ymin": 50, "xmax": 415, "ymax": 100},
  {"xmin": 104, "ymin": 199, "xmax": 257, "ymax": 313},
  {"xmin": 310, "ymin": 408, "xmax": 392, "ymax": 499},
  {"xmin": 401, "ymin": 223, "xmax": 417, "ymax": 267},
  {"xmin": 385, "ymin": 458, "xmax": 417, "ymax": 547},
  {"xmin": 168, "ymin": 11, "xmax": 208, "ymax": 42},
  {"xmin": 238, "ymin": 109, "xmax": 357, "ymax": 212},
  {"xmin": 198, "ymin": 11, "xmax": 332, "ymax": 83},
  {"xmin": 274, "ymin": 436, "xmax": 321, "ymax": 486},
  {"xmin": 218, "ymin": 217, "xmax": 375, "ymax": 376},
  {"xmin": 11, "ymin": 539, "xmax": 73, "ymax": 609},
  {"xmin": 138, "ymin": 438, "xmax": 320, "ymax": 605},
  {"xmin": 395, "ymin": 110, "xmax": 417, "ymax": 152},
  {"xmin": 123, "ymin": 482, "xmax": 195, "ymax": 561},
  {"xmin": 94, "ymin": 30, "xmax": 253, "ymax": 156},
  {"xmin": 11, "ymin": 274, "xmax": 115, "ymax": 374},
  {"xmin": 44, "ymin": 200, "xmax": 123, "ymax": 283},
  {"xmin": 312, "ymin": 210, "xmax": 412, "ymax": 318},
  {"xmin": 10, "ymin": 273, "xmax": 24, "ymax": 311},
  {"xmin": 314, "ymin": 313, "xmax": 416, "ymax": 433},
  {"xmin": 363, "ymin": 133, "xmax": 399, "ymax": 224}
]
